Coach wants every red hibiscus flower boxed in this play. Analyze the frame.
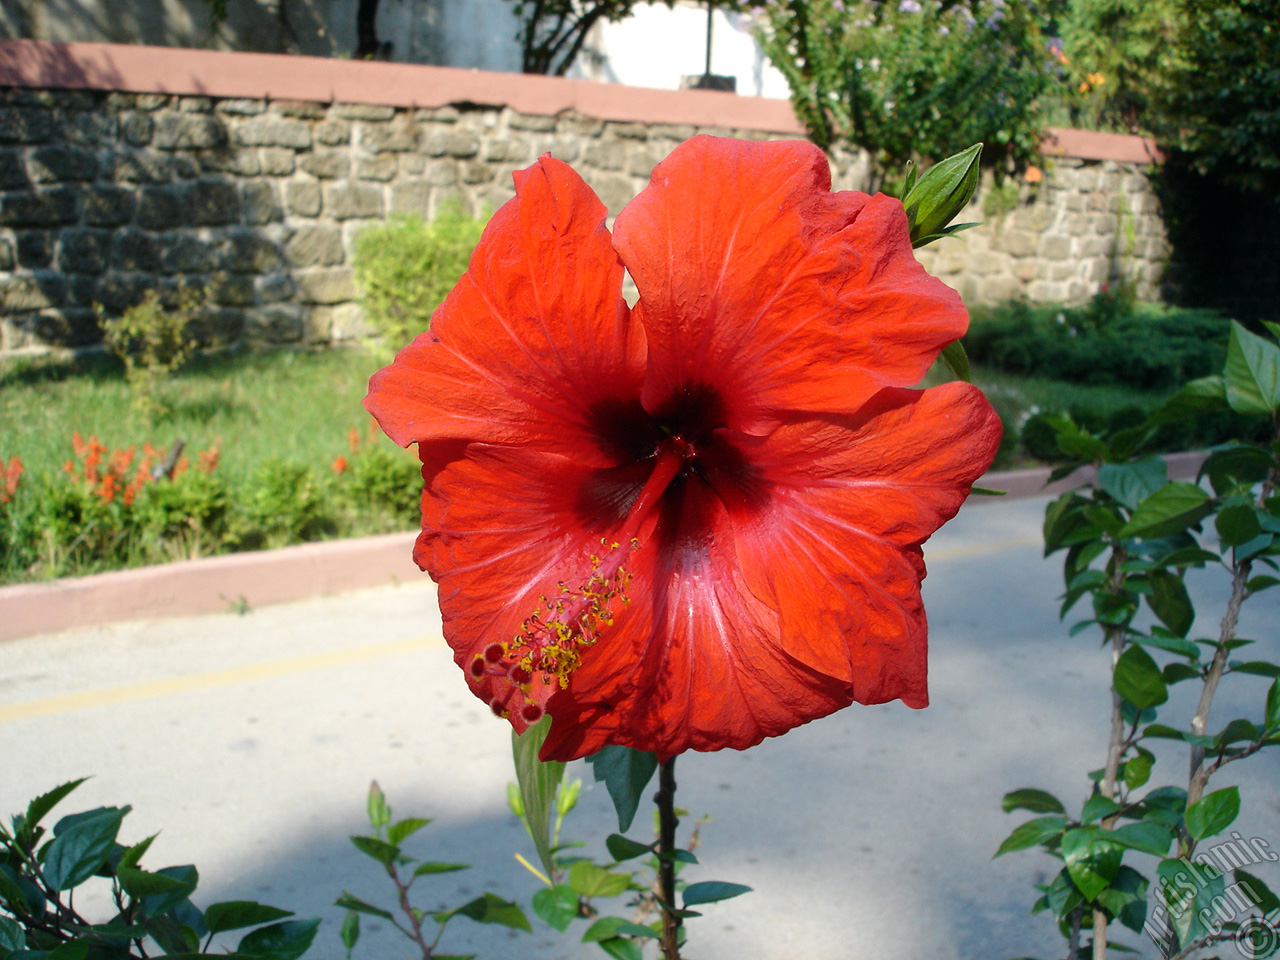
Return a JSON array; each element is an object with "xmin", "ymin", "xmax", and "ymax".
[{"xmin": 365, "ymin": 136, "xmax": 1002, "ymax": 761}]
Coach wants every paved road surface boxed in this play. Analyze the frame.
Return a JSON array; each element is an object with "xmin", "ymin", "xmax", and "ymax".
[{"xmin": 2, "ymin": 495, "xmax": 1277, "ymax": 960}]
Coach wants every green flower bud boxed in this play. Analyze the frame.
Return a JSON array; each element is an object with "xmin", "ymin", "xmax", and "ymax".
[{"xmin": 902, "ymin": 142, "xmax": 982, "ymax": 248}]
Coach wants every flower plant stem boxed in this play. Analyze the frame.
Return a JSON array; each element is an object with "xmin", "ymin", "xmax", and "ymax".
[
  {"xmin": 1092, "ymin": 545, "xmax": 1132, "ymax": 960},
  {"xmin": 656, "ymin": 758, "xmax": 682, "ymax": 960}
]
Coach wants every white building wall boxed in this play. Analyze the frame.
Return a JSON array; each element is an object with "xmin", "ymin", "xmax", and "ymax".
[{"xmin": 573, "ymin": 2, "xmax": 789, "ymax": 99}]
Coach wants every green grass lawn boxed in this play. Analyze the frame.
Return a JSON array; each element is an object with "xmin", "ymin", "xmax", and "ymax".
[
  {"xmin": 0, "ymin": 347, "xmax": 408, "ymax": 487},
  {"xmin": 1, "ymin": 348, "xmax": 1177, "ymax": 482}
]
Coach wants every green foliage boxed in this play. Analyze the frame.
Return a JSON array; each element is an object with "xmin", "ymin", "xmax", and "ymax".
[
  {"xmin": 98, "ymin": 288, "xmax": 202, "ymax": 417},
  {"xmin": 756, "ymin": 0, "xmax": 1052, "ymax": 187},
  {"xmin": 1153, "ymin": 0, "xmax": 1280, "ymax": 193},
  {"xmin": 0, "ymin": 779, "xmax": 316, "ymax": 960},
  {"xmin": 999, "ymin": 323, "xmax": 1280, "ymax": 958},
  {"xmin": 509, "ymin": 734, "xmax": 746, "ymax": 959},
  {"xmin": 966, "ymin": 295, "xmax": 1230, "ymax": 392},
  {"xmin": 353, "ymin": 205, "xmax": 488, "ymax": 349},
  {"xmin": 0, "ymin": 350, "xmax": 422, "ymax": 585},
  {"xmin": 338, "ymin": 782, "xmax": 529, "ymax": 960},
  {"xmin": 1048, "ymin": 0, "xmax": 1184, "ymax": 132}
]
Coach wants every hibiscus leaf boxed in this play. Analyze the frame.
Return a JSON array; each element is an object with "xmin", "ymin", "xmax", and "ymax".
[
  {"xmin": 512, "ymin": 717, "xmax": 567, "ymax": 883},
  {"xmin": 586, "ymin": 746, "xmax": 658, "ymax": 833},
  {"xmin": 1185, "ymin": 786, "xmax": 1240, "ymax": 841},
  {"xmin": 681, "ymin": 881, "xmax": 752, "ymax": 906},
  {"xmin": 1225, "ymin": 321, "xmax": 1280, "ymax": 415},
  {"xmin": 939, "ymin": 340, "xmax": 971, "ymax": 383}
]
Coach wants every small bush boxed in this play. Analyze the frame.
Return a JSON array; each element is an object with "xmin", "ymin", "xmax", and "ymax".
[
  {"xmin": 353, "ymin": 202, "xmax": 488, "ymax": 347},
  {"xmin": 966, "ymin": 295, "xmax": 1233, "ymax": 392},
  {"xmin": 98, "ymin": 288, "xmax": 202, "ymax": 416}
]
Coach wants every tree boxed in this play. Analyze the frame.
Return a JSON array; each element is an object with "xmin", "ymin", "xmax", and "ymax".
[
  {"xmin": 1154, "ymin": 0, "xmax": 1280, "ymax": 193},
  {"xmin": 756, "ymin": 0, "xmax": 1053, "ymax": 189},
  {"xmin": 508, "ymin": 0, "xmax": 663, "ymax": 75}
]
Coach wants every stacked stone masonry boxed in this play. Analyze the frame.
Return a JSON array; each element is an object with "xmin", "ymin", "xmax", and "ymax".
[{"xmin": 0, "ymin": 86, "xmax": 1171, "ymax": 355}]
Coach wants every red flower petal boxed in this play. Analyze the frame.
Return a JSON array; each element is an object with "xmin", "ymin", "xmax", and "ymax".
[
  {"xmin": 613, "ymin": 136, "xmax": 967, "ymax": 431},
  {"xmin": 364, "ymin": 156, "xmax": 644, "ymax": 468}
]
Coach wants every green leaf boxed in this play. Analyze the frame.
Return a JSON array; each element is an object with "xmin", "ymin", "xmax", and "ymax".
[
  {"xmin": 512, "ymin": 717, "xmax": 567, "ymax": 881},
  {"xmin": 1218, "ymin": 503, "xmax": 1264, "ymax": 547},
  {"xmin": 349, "ymin": 835, "xmax": 399, "ymax": 866},
  {"xmin": 596, "ymin": 938, "xmax": 644, "ymax": 960},
  {"xmin": 1235, "ymin": 870, "xmax": 1280, "ymax": 914},
  {"xmin": 118, "ymin": 833, "xmax": 157, "ymax": 872},
  {"xmin": 1081, "ymin": 794, "xmax": 1121, "ymax": 824},
  {"xmin": 1001, "ymin": 788, "xmax": 1066, "ymax": 814},
  {"xmin": 585, "ymin": 745, "xmax": 658, "ymax": 834},
  {"xmin": 1266, "ymin": 679, "xmax": 1280, "ymax": 732},
  {"xmin": 236, "ymin": 919, "xmax": 320, "ymax": 960},
  {"xmin": 556, "ymin": 777, "xmax": 581, "ymax": 819},
  {"xmin": 1122, "ymin": 750, "xmax": 1155, "ymax": 790},
  {"xmin": 205, "ymin": 901, "xmax": 293, "ymax": 935},
  {"xmin": 24, "ymin": 779, "xmax": 89, "ymax": 837},
  {"xmin": 138, "ymin": 864, "xmax": 198, "ymax": 919},
  {"xmin": 1114, "ymin": 644, "xmax": 1169, "ymax": 709},
  {"xmin": 0, "ymin": 916, "xmax": 24, "ymax": 953},
  {"xmin": 366, "ymin": 781, "xmax": 391, "ymax": 831},
  {"xmin": 42, "ymin": 806, "xmax": 130, "ymax": 891},
  {"xmin": 0, "ymin": 863, "xmax": 31, "ymax": 914},
  {"xmin": 567, "ymin": 861, "xmax": 632, "ymax": 899},
  {"xmin": 681, "ymin": 881, "xmax": 752, "ymax": 907},
  {"xmin": 1225, "ymin": 321, "xmax": 1280, "ymax": 415},
  {"xmin": 1185, "ymin": 786, "xmax": 1240, "ymax": 840},
  {"xmin": 938, "ymin": 340, "xmax": 971, "ymax": 382},
  {"xmin": 412, "ymin": 861, "xmax": 468, "ymax": 876},
  {"xmin": 1146, "ymin": 570, "xmax": 1194, "ymax": 637},
  {"xmin": 605, "ymin": 834, "xmax": 652, "ymax": 862},
  {"xmin": 386, "ymin": 817, "xmax": 431, "ymax": 846},
  {"xmin": 1117, "ymin": 483, "xmax": 1212, "ymax": 540},
  {"xmin": 1150, "ymin": 376, "xmax": 1228, "ymax": 424},
  {"xmin": 1107, "ymin": 820, "xmax": 1172, "ymax": 856},
  {"xmin": 334, "ymin": 892, "xmax": 394, "ymax": 921},
  {"xmin": 903, "ymin": 142, "xmax": 982, "ymax": 246},
  {"xmin": 1061, "ymin": 827, "xmax": 1122, "ymax": 902},
  {"xmin": 117, "ymin": 866, "xmax": 191, "ymax": 900},
  {"xmin": 444, "ymin": 893, "xmax": 532, "ymax": 932},
  {"xmin": 340, "ymin": 910, "xmax": 359, "ymax": 958},
  {"xmin": 531, "ymin": 884, "xmax": 578, "ymax": 932},
  {"xmin": 1098, "ymin": 459, "xmax": 1169, "ymax": 510},
  {"xmin": 994, "ymin": 816, "xmax": 1067, "ymax": 857},
  {"xmin": 1135, "ymin": 633, "xmax": 1200, "ymax": 659},
  {"xmin": 1157, "ymin": 857, "xmax": 1226, "ymax": 948}
]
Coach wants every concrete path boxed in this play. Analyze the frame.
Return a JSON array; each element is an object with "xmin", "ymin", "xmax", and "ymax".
[{"xmin": 2, "ymin": 494, "xmax": 1277, "ymax": 960}]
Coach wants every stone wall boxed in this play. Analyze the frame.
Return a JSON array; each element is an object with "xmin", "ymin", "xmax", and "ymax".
[
  {"xmin": 917, "ymin": 157, "xmax": 1169, "ymax": 307},
  {"xmin": 0, "ymin": 41, "xmax": 1171, "ymax": 358}
]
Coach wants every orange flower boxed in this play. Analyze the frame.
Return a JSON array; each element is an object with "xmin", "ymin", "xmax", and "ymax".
[
  {"xmin": 348, "ymin": 427, "xmax": 362, "ymax": 452},
  {"xmin": 198, "ymin": 446, "xmax": 221, "ymax": 474},
  {"xmin": 1025, "ymin": 165, "xmax": 1043, "ymax": 184},
  {"xmin": 332, "ymin": 455, "xmax": 349, "ymax": 474},
  {"xmin": 1, "ymin": 456, "xmax": 22, "ymax": 504},
  {"xmin": 366, "ymin": 137, "xmax": 1002, "ymax": 760}
]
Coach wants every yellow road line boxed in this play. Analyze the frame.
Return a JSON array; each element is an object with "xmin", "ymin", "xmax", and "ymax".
[
  {"xmin": 1, "ymin": 535, "xmax": 1041, "ymax": 724},
  {"xmin": 0, "ymin": 634, "xmax": 445, "ymax": 724}
]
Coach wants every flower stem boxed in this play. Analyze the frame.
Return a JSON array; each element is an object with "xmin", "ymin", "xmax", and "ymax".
[{"xmin": 656, "ymin": 758, "xmax": 682, "ymax": 960}]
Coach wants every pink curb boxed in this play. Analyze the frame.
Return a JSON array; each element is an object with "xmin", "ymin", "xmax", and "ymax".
[
  {"xmin": 0, "ymin": 454, "xmax": 1209, "ymax": 643},
  {"xmin": 0, "ymin": 530, "xmax": 419, "ymax": 643}
]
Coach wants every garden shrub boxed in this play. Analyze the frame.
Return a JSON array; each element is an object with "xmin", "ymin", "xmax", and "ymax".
[
  {"xmin": 98, "ymin": 288, "xmax": 202, "ymax": 416},
  {"xmin": 966, "ymin": 296, "xmax": 1232, "ymax": 392},
  {"xmin": 238, "ymin": 459, "xmax": 330, "ymax": 548},
  {"xmin": 353, "ymin": 202, "xmax": 488, "ymax": 347}
]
